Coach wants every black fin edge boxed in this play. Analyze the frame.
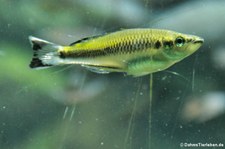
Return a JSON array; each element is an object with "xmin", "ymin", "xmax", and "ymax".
[
  {"xmin": 32, "ymin": 42, "xmax": 42, "ymax": 51},
  {"xmin": 29, "ymin": 36, "xmax": 50, "ymax": 51},
  {"xmin": 29, "ymin": 58, "xmax": 52, "ymax": 69},
  {"xmin": 69, "ymin": 35, "xmax": 101, "ymax": 46}
]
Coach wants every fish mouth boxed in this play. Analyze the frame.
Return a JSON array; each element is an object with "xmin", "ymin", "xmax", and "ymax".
[{"xmin": 193, "ymin": 37, "xmax": 204, "ymax": 44}]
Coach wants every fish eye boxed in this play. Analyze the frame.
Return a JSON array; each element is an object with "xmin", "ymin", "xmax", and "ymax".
[{"xmin": 175, "ymin": 37, "xmax": 185, "ymax": 47}]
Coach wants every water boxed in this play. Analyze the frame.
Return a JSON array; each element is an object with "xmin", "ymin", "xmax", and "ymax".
[{"xmin": 1, "ymin": 0, "xmax": 225, "ymax": 149}]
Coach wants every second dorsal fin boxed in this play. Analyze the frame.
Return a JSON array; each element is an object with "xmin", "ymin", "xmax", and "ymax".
[{"xmin": 69, "ymin": 35, "xmax": 102, "ymax": 46}]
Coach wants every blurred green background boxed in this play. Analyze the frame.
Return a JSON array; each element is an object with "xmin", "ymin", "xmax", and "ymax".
[{"xmin": 1, "ymin": 0, "xmax": 225, "ymax": 149}]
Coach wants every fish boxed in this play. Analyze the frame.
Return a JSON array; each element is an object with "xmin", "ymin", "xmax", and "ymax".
[{"xmin": 28, "ymin": 28, "xmax": 204, "ymax": 76}]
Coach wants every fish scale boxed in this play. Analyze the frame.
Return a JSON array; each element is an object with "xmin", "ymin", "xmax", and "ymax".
[{"xmin": 28, "ymin": 28, "xmax": 204, "ymax": 76}]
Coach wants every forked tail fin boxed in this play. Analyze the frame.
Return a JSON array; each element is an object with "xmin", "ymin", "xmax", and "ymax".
[{"xmin": 28, "ymin": 36, "xmax": 63, "ymax": 69}]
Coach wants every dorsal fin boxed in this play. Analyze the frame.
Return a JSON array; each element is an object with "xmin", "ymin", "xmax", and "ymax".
[{"xmin": 69, "ymin": 35, "xmax": 102, "ymax": 46}]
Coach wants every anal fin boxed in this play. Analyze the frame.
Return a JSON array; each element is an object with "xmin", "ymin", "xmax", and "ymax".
[{"xmin": 81, "ymin": 64, "xmax": 123, "ymax": 74}]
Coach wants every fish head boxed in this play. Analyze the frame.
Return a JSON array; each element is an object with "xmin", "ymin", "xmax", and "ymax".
[{"xmin": 161, "ymin": 31, "xmax": 204, "ymax": 61}]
